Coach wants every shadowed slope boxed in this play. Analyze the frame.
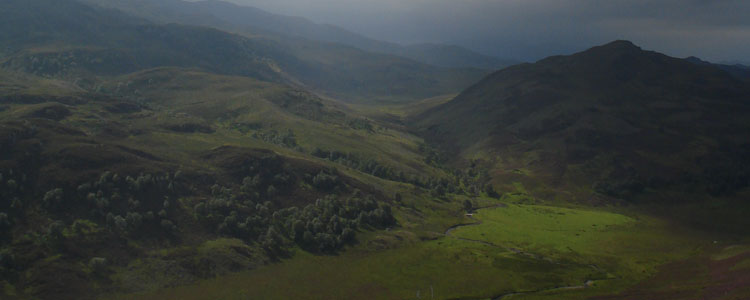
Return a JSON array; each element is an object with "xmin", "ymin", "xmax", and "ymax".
[{"xmin": 413, "ymin": 40, "xmax": 750, "ymax": 204}]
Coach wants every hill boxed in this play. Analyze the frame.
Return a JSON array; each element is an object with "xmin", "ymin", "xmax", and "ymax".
[
  {"xmin": 0, "ymin": 0, "xmax": 486, "ymax": 103},
  {"xmin": 414, "ymin": 40, "xmax": 750, "ymax": 207},
  {"xmin": 2, "ymin": 3, "xmax": 750, "ymax": 299},
  {"xmin": 0, "ymin": 65, "xmax": 464, "ymax": 299},
  {"xmin": 79, "ymin": 0, "xmax": 515, "ymax": 69}
]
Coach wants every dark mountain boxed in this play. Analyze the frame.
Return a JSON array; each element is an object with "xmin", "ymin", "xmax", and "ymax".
[
  {"xmin": 0, "ymin": 0, "xmax": 485, "ymax": 102},
  {"xmin": 686, "ymin": 56, "xmax": 750, "ymax": 80},
  {"xmin": 414, "ymin": 40, "xmax": 750, "ymax": 201},
  {"xmin": 79, "ymin": 0, "xmax": 514, "ymax": 69}
]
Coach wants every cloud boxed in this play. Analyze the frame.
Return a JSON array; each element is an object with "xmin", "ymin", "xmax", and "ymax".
[{"xmin": 229, "ymin": 0, "xmax": 750, "ymax": 62}]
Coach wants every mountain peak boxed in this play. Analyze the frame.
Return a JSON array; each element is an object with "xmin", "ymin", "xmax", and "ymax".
[
  {"xmin": 578, "ymin": 40, "xmax": 643, "ymax": 58},
  {"xmin": 601, "ymin": 40, "xmax": 640, "ymax": 50}
]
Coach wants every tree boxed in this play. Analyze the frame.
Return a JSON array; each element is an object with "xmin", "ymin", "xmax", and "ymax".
[
  {"xmin": 89, "ymin": 257, "xmax": 108, "ymax": 275},
  {"xmin": 46, "ymin": 221, "xmax": 65, "ymax": 247},
  {"xmin": 0, "ymin": 213, "xmax": 10, "ymax": 231},
  {"xmin": 161, "ymin": 219, "xmax": 177, "ymax": 233},
  {"xmin": 194, "ymin": 202, "xmax": 207, "ymax": 216},
  {"xmin": 292, "ymin": 219, "xmax": 305, "ymax": 241},
  {"xmin": 483, "ymin": 183, "xmax": 499, "ymax": 198},
  {"xmin": 430, "ymin": 185, "xmax": 446, "ymax": 198},
  {"xmin": 463, "ymin": 200, "xmax": 474, "ymax": 213},
  {"xmin": 262, "ymin": 226, "xmax": 284, "ymax": 255},
  {"xmin": 267, "ymin": 185, "xmax": 277, "ymax": 198},
  {"xmin": 43, "ymin": 188, "xmax": 64, "ymax": 208},
  {"xmin": 113, "ymin": 216, "xmax": 127, "ymax": 232},
  {"xmin": 313, "ymin": 171, "xmax": 338, "ymax": 190},
  {"xmin": 126, "ymin": 212, "xmax": 143, "ymax": 231},
  {"xmin": 341, "ymin": 227, "xmax": 355, "ymax": 243}
]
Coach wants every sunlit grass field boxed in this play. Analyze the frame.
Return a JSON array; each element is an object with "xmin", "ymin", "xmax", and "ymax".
[{"xmin": 110, "ymin": 200, "xmax": 716, "ymax": 300}]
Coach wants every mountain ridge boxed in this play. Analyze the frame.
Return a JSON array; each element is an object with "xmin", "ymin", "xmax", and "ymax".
[
  {"xmin": 79, "ymin": 0, "xmax": 516, "ymax": 69},
  {"xmin": 414, "ymin": 40, "xmax": 750, "ymax": 203},
  {"xmin": 1, "ymin": 0, "xmax": 486, "ymax": 102}
]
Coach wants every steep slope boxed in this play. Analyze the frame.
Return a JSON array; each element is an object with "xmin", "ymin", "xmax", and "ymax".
[
  {"xmin": 0, "ymin": 0, "xmax": 485, "ymax": 102},
  {"xmin": 79, "ymin": 0, "xmax": 514, "ymax": 69},
  {"xmin": 414, "ymin": 40, "xmax": 750, "ymax": 203}
]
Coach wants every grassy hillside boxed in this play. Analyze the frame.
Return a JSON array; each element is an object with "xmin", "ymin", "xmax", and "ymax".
[{"xmin": 0, "ymin": 65, "xmax": 476, "ymax": 299}]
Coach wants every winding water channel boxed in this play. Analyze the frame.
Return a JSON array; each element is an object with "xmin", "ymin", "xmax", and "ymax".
[{"xmin": 443, "ymin": 204, "xmax": 607, "ymax": 300}]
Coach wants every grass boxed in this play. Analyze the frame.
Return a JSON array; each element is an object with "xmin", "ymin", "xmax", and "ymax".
[
  {"xmin": 111, "ymin": 235, "xmax": 595, "ymax": 300},
  {"xmin": 452, "ymin": 204, "xmax": 635, "ymax": 255},
  {"xmin": 95, "ymin": 68, "xmax": 445, "ymax": 178},
  {"xmin": 451, "ymin": 204, "xmax": 711, "ymax": 299},
  {"xmin": 108, "ymin": 201, "xmax": 715, "ymax": 300},
  {"xmin": 713, "ymin": 245, "xmax": 750, "ymax": 261},
  {"xmin": 4, "ymin": 68, "xmax": 749, "ymax": 300}
]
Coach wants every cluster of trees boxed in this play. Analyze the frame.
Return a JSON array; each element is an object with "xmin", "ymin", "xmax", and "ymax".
[
  {"xmin": 229, "ymin": 122, "xmax": 263, "ymax": 134},
  {"xmin": 593, "ymin": 178, "xmax": 645, "ymax": 200},
  {"xmin": 283, "ymin": 195, "xmax": 394, "ymax": 253},
  {"xmin": 251, "ymin": 129, "xmax": 299, "ymax": 149},
  {"xmin": 192, "ymin": 169, "xmax": 311, "ymax": 239},
  {"xmin": 41, "ymin": 171, "xmax": 185, "ymax": 236},
  {"xmin": 190, "ymin": 163, "xmax": 393, "ymax": 255},
  {"xmin": 418, "ymin": 142, "xmax": 446, "ymax": 166},
  {"xmin": 453, "ymin": 161, "xmax": 500, "ymax": 198},
  {"xmin": 0, "ymin": 169, "xmax": 28, "ymax": 231},
  {"xmin": 194, "ymin": 187, "xmax": 394, "ymax": 256},
  {"xmin": 311, "ymin": 148, "xmax": 429, "ymax": 186},
  {"xmin": 347, "ymin": 118, "xmax": 374, "ymax": 132},
  {"xmin": 311, "ymin": 148, "xmax": 500, "ymax": 199},
  {"xmin": 312, "ymin": 170, "xmax": 340, "ymax": 191}
]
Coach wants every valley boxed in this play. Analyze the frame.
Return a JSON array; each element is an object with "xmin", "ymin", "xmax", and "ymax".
[{"xmin": 1, "ymin": 1, "xmax": 750, "ymax": 300}]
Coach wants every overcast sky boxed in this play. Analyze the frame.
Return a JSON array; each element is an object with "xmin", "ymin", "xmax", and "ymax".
[{"xmin": 225, "ymin": 0, "xmax": 750, "ymax": 63}]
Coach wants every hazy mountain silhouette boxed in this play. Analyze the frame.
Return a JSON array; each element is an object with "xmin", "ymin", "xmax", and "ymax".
[
  {"xmin": 80, "ymin": 0, "xmax": 516, "ymax": 69},
  {"xmin": 1, "ymin": 0, "xmax": 486, "ymax": 102}
]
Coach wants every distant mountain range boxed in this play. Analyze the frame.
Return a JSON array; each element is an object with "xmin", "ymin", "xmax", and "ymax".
[
  {"xmin": 79, "ymin": 0, "xmax": 516, "ymax": 70},
  {"xmin": 414, "ymin": 40, "xmax": 750, "ymax": 202},
  {"xmin": 0, "ymin": 0, "xmax": 488, "ymax": 103},
  {"xmin": 685, "ymin": 56, "xmax": 750, "ymax": 80}
]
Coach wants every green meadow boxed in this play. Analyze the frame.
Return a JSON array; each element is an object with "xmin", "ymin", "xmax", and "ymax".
[{"xmin": 110, "ymin": 200, "xmax": 716, "ymax": 300}]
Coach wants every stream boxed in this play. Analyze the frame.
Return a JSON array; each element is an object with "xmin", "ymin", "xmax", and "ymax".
[{"xmin": 443, "ymin": 203, "xmax": 608, "ymax": 300}]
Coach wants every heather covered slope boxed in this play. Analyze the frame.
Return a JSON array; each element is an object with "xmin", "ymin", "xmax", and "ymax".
[{"xmin": 414, "ymin": 41, "xmax": 750, "ymax": 208}]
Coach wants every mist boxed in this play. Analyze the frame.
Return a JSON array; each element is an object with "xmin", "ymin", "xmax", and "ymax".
[{"xmin": 223, "ymin": 0, "xmax": 750, "ymax": 62}]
